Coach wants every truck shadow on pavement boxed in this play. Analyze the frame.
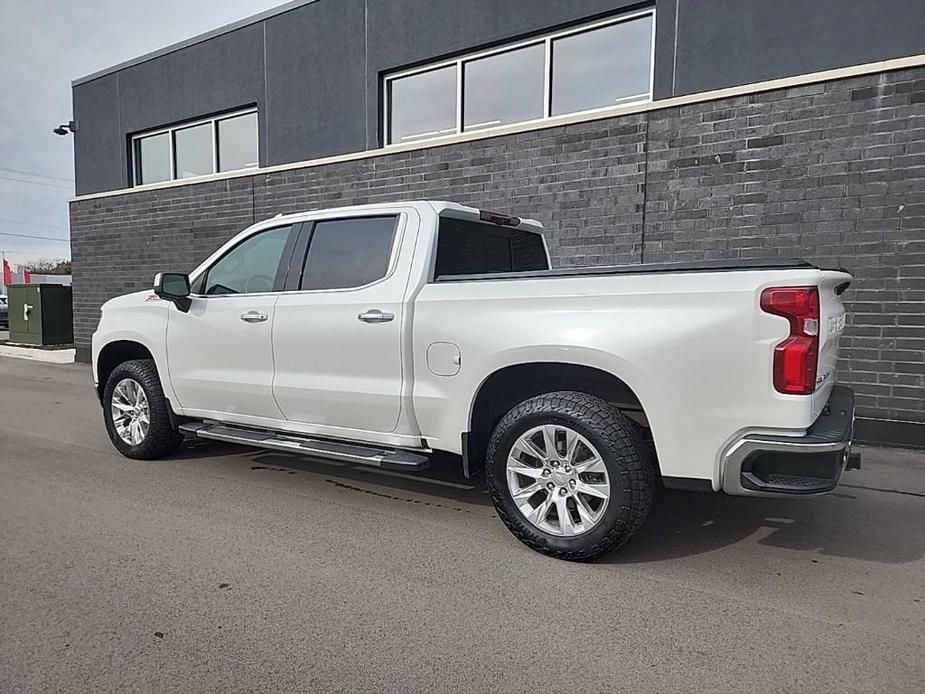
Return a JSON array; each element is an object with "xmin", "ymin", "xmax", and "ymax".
[
  {"xmin": 613, "ymin": 485, "xmax": 925, "ymax": 566},
  {"xmin": 172, "ymin": 442, "xmax": 925, "ymax": 566}
]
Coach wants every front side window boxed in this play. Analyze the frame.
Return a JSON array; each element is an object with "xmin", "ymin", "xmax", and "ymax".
[
  {"xmin": 132, "ymin": 108, "xmax": 258, "ymax": 186},
  {"xmin": 385, "ymin": 11, "xmax": 653, "ymax": 145},
  {"xmin": 300, "ymin": 217, "xmax": 398, "ymax": 291},
  {"xmin": 201, "ymin": 225, "xmax": 292, "ymax": 295}
]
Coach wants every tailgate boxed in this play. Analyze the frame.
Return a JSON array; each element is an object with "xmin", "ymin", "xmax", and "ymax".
[{"xmin": 813, "ymin": 270, "xmax": 852, "ymax": 418}]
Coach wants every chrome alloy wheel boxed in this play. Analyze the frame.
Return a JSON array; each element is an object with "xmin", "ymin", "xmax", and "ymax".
[
  {"xmin": 110, "ymin": 378, "xmax": 150, "ymax": 446},
  {"xmin": 506, "ymin": 424, "xmax": 611, "ymax": 537}
]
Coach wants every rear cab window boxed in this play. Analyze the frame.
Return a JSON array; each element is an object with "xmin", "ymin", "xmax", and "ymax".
[{"xmin": 434, "ymin": 217, "xmax": 548, "ymax": 279}]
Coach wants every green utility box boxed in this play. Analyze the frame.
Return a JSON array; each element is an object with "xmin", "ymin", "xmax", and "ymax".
[{"xmin": 7, "ymin": 284, "xmax": 74, "ymax": 346}]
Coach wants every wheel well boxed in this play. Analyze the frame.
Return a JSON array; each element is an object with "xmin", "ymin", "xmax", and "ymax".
[
  {"xmin": 466, "ymin": 363, "xmax": 651, "ymax": 477},
  {"xmin": 96, "ymin": 341, "xmax": 154, "ymax": 401}
]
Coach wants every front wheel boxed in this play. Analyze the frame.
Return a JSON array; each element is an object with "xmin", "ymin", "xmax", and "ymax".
[
  {"xmin": 486, "ymin": 391, "xmax": 655, "ymax": 562},
  {"xmin": 103, "ymin": 359, "xmax": 184, "ymax": 459}
]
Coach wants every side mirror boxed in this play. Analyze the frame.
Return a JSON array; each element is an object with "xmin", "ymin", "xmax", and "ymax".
[{"xmin": 154, "ymin": 272, "xmax": 192, "ymax": 312}]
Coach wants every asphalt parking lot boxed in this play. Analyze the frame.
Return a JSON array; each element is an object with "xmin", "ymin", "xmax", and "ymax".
[{"xmin": 1, "ymin": 358, "xmax": 923, "ymax": 692}]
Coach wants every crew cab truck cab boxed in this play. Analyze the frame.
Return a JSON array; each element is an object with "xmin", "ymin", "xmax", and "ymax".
[{"xmin": 93, "ymin": 201, "xmax": 858, "ymax": 561}]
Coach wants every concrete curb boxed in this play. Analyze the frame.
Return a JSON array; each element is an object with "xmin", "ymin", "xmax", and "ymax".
[{"xmin": 0, "ymin": 344, "xmax": 76, "ymax": 364}]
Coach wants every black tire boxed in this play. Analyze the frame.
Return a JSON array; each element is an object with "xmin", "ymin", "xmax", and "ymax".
[
  {"xmin": 486, "ymin": 391, "xmax": 655, "ymax": 562},
  {"xmin": 102, "ymin": 359, "xmax": 184, "ymax": 459}
]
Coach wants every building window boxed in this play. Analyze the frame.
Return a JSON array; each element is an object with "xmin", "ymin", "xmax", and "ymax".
[
  {"xmin": 217, "ymin": 111, "xmax": 258, "ymax": 172},
  {"xmin": 387, "ymin": 65, "xmax": 457, "ymax": 143},
  {"xmin": 551, "ymin": 16, "xmax": 654, "ymax": 115},
  {"xmin": 463, "ymin": 43, "xmax": 546, "ymax": 131},
  {"xmin": 133, "ymin": 132, "xmax": 171, "ymax": 185},
  {"xmin": 132, "ymin": 108, "xmax": 258, "ymax": 186},
  {"xmin": 384, "ymin": 10, "xmax": 654, "ymax": 145},
  {"xmin": 173, "ymin": 122, "xmax": 213, "ymax": 179}
]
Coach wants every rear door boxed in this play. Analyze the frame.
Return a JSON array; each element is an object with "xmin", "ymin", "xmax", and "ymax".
[
  {"xmin": 272, "ymin": 212, "xmax": 413, "ymax": 434},
  {"xmin": 166, "ymin": 224, "xmax": 297, "ymax": 420}
]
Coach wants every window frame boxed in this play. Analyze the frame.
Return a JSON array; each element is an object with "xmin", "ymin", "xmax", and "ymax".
[
  {"xmin": 131, "ymin": 107, "xmax": 258, "ymax": 187},
  {"xmin": 383, "ymin": 8, "xmax": 655, "ymax": 146}
]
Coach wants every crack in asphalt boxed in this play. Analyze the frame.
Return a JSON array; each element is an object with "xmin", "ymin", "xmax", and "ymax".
[
  {"xmin": 840, "ymin": 483, "xmax": 925, "ymax": 499},
  {"xmin": 325, "ymin": 478, "xmax": 468, "ymax": 512}
]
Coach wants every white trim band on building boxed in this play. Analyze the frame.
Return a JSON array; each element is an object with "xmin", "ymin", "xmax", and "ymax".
[{"xmin": 71, "ymin": 52, "xmax": 925, "ymax": 202}]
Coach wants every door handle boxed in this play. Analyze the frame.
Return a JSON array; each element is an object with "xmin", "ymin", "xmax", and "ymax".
[
  {"xmin": 358, "ymin": 309, "xmax": 394, "ymax": 323},
  {"xmin": 240, "ymin": 311, "xmax": 268, "ymax": 323}
]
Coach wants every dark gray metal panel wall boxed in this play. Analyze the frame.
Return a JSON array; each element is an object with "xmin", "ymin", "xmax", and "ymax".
[
  {"xmin": 71, "ymin": 0, "xmax": 925, "ymax": 194},
  {"xmin": 264, "ymin": 0, "xmax": 368, "ymax": 162},
  {"xmin": 672, "ymin": 0, "xmax": 925, "ymax": 95},
  {"xmin": 70, "ymin": 66, "xmax": 925, "ymax": 439},
  {"xmin": 72, "ymin": 74, "xmax": 122, "ymax": 195}
]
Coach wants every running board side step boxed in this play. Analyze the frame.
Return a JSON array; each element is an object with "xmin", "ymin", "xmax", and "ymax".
[{"xmin": 179, "ymin": 422, "xmax": 430, "ymax": 471}]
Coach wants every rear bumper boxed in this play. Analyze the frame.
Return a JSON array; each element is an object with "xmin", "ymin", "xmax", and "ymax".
[{"xmin": 721, "ymin": 386, "xmax": 856, "ymax": 497}]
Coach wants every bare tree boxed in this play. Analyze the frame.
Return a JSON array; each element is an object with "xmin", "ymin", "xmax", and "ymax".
[{"xmin": 16, "ymin": 259, "xmax": 71, "ymax": 275}]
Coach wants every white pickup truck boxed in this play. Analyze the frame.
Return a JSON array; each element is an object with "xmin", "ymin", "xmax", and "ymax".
[{"xmin": 92, "ymin": 201, "xmax": 859, "ymax": 561}]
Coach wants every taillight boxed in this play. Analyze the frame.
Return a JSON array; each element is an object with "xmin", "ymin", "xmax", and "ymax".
[{"xmin": 760, "ymin": 286, "xmax": 819, "ymax": 395}]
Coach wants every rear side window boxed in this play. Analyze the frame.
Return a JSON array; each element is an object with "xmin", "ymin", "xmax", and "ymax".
[
  {"xmin": 434, "ymin": 218, "xmax": 548, "ymax": 278},
  {"xmin": 300, "ymin": 216, "xmax": 398, "ymax": 290}
]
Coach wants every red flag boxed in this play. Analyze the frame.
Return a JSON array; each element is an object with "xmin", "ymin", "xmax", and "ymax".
[
  {"xmin": 2, "ymin": 258, "xmax": 10, "ymax": 286},
  {"xmin": 23, "ymin": 269, "xmax": 31, "ymax": 284}
]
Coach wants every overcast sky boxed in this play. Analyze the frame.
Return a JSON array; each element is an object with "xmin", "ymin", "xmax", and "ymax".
[{"xmin": 0, "ymin": 0, "xmax": 286, "ymax": 268}]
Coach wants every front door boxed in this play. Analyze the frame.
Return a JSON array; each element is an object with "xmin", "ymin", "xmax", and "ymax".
[
  {"xmin": 166, "ymin": 224, "xmax": 295, "ymax": 421},
  {"xmin": 272, "ymin": 214, "xmax": 409, "ymax": 434}
]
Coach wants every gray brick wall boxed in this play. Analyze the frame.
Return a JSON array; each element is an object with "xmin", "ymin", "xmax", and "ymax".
[
  {"xmin": 70, "ymin": 66, "xmax": 925, "ymax": 436},
  {"xmin": 643, "ymin": 70, "xmax": 925, "ymax": 427}
]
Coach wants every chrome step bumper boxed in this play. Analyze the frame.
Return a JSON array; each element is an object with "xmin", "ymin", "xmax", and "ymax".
[
  {"xmin": 721, "ymin": 386, "xmax": 857, "ymax": 497},
  {"xmin": 179, "ymin": 422, "xmax": 430, "ymax": 471}
]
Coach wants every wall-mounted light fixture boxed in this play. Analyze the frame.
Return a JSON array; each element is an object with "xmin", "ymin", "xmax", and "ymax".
[{"xmin": 53, "ymin": 120, "xmax": 77, "ymax": 136}]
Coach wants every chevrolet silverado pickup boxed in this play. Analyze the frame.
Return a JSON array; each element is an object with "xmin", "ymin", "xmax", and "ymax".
[{"xmin": 92, "ymin": 201, "xmax": 858, "ymax": 561}]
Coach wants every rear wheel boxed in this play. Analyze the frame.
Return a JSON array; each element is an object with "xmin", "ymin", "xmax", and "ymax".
[
  {"xmin": 103, "ymin": 359, "xmax": 184, "ymax": 459},
  {"xmin": 486, "ymin": 391, "xmax": 655, "ymax": 561}
]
